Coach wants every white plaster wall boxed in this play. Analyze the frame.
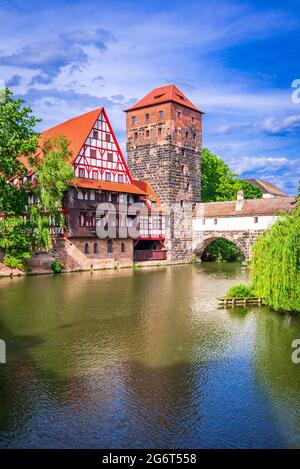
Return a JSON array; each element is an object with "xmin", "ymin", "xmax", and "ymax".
[{"xmin": 192, "ymin": 215, "xmax": 278, "ymax": 232}]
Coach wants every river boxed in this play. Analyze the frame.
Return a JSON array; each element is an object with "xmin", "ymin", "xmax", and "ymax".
[{"xmin": 0, "ymin": 263, "xmax": 299, "ymax": 448}]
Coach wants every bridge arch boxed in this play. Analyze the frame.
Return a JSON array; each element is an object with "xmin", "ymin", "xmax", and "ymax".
[{"xmin": 193, "ymin": 233, "xmax": 249, "ymax": 260}]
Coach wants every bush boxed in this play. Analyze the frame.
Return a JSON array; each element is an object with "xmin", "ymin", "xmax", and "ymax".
[
  {"xmin": 226, "ymin": 283, "xmax": 254, "ymax": 298},
  {"xmin": 51, "ymin": 259, "xmax": 62, "ymax": 274}
]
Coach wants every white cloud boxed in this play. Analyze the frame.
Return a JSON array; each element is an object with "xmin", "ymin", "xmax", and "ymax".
[{"xmin": 262, "ymin": 115, "xmax": 300, "ymax": 134}]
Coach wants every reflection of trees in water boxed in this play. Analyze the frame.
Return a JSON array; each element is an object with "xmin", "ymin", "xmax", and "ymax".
[{"xmin": 253, "ymin": 309, "xmax": 300, "ymax": 448}]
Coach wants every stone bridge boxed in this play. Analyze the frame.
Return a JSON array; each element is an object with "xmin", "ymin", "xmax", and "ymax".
[{"xmin": 192, "ymin": 230, "xmax": 262, "ymax": 260}]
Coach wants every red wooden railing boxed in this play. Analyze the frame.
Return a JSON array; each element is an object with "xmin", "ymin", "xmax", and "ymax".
[{"xmin": 133, "ymin": 250, "xmax": 167, "ymax": 262}]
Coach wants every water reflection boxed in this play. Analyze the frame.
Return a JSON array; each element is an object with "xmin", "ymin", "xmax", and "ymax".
[{"xmin": 0, "ymin": 264, "xmax": 299, "ymax": 448}]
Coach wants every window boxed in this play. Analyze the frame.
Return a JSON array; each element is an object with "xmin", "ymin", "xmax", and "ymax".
[
  {"xmin": 90, "ymin": 149, "xmax": 96, "ymax": 158},
  {"xmin": 146, "ymin": 130, "xmax": 150, "ymax": 138},
  {"xmin": 131, "ymin": 116, "xmax": 136, "ymax": 125},
  {"xmin": 79, "ymin": 168, "xmax": 85, "ymax": 178},
  {"xmin": 177, "ymin": 110, "xmax": 182, "ymax": 118},
  {"xmin": 106, "ymin": 133, "xmax": 111, "ymax": 142},
  {"xmin": 107, "ymin": 239, "xmax": 113, "ymax": 253},
  {"xmin": 93, "ymin": 130, "xmax": 98, "ymax": 139},
  {"xmin": 254, "ymin": 216, "xmax": 258, "ymax": 224},
  {"xmin": 90, "ymin": 190, "xmax": 95, "ymax": 201},
  {"xmin": 214, "ymin": 218, "xmax": 218, "ymax": 225},
  {"xmin": 107, "ymin": 152, "xmax": 113, "ymax": 162},
  {"xmin": 158, "ymin": 127, "xmax": 162, "ymax": 136},
  {"xmin": 84, "ymin": 243, "xmax": 89, "ymax": 254},
  {"xmin": 202, "ymin": 218, "xmax": 205, "ymax": 225},
  {"xmin": 121, "ymin": 242, "xmax": 126, "ymax": 253},
  {"xmin": 118, "ymin": 174, "xmax": 124, "ymax": 183},
  {"xmin": 180, "ymin": 200, "xmax": 184, "ymax": 208},
  {"xmin": 112, "ymin": 193, "xmax": 118, "ymax": 203},
  {"xmin": 93, "ymin": 243, "xmax": 98, "ymax": 254},
  {"xmin": 181, "ymin": 164, "xmax": 186, "ymax": 173},
  {"xmin": 92, "ymin": 170, "xmax": 98, "ymax": 180},
  {"xmin": 185, "ymin": 131, "xmax": 189, "ymax": 139},
  {"xmin": 193, "ymin": 132, "xmax": 196, "ymax": 141},
  {"xmin": 192, "ymin": 116, "xmax": 195, "ymax": 124},
  {"xmin": 134, "ymin": 132, "xmax": 138, "ymax": 140},
  {"xmin": 145, "ymin": 113, "xmax": 150, "ymax": 122},
  {"xmin": 159, "ymin": 110, "xmax": 164, "ymax": 119},
  {"xmin": 78, "ymin": 190, "xmax": 84, "ymax": 200},
  {"xmin": 182, "ymin": 148, "xmax": 185, "ymax": 157},
  {"xmin": 105, "ymin": 172, "xmax": 111, "ymax": 181}
]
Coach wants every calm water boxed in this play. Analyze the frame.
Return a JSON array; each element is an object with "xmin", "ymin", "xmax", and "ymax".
[{"xmin": 0, "ymin": 263, "xmax": 300, "ymax": 449}]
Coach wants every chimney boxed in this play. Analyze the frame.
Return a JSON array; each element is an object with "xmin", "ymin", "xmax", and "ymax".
[{"xmin": 235, "ymin": 190, "xmax": 244, "ymax": 211}]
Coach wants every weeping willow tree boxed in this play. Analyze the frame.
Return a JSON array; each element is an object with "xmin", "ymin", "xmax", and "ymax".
[{"xmin": 251, "ymin": 204, "xmax": 300, "ymax": 312}]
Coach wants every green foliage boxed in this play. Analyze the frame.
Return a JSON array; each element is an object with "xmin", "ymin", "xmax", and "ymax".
[
  {"xmin": 0, "ymin": 216, "xmax": 32, "ymax": 269},
  {"xmin": 35, "ymin": 135, "xmax": 74, "ymax": 214},
  {"xmin": 51, "ymin": 259, "xmax": 62, "ymax": 274},
  {"xmin": 251, "ymin": 208, "xmax": 300, "ymax": 312},
  {"xmin": 202, "ymin": 238, "xmax": 244, "ymax": 262},
  {"xmin": 0, "ymin": 91, "xmax": 73, "ymax": 269},
  {"xmin": 0, "ymin": 88, "xmax": 40, "ymax": 215},
  {"xmin": 132, "ymin": 263, "xmax": 140, "ymax": 271},
  {"xmin": 201, "ymin": 148, "xmax": 262, "ymax": 202},
  {"xmin": 226, "ymin": 283, "xmax": 255, "ymax": 298}
]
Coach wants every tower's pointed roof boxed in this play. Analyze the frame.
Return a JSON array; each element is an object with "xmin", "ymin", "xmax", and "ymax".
[{"xmin": 124, "ymin": 84, "xmax": 203, "ymax": 113}]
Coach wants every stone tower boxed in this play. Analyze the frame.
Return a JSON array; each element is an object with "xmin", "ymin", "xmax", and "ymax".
[{"xmin": 125, "ymin": 84, "xmax": 203, "ymax": 263}]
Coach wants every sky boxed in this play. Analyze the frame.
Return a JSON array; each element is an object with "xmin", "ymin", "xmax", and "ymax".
[{"xmin": 0, "ymin": 0, "xmax": 299, "ymax": 194}]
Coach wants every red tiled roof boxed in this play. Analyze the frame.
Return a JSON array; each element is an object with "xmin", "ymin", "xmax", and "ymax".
[
  {"xmin": 195, "ymin": 197, "xmax": 296, "ymax": 218},
  {"xmin": 70, "ymin": 178, "xmax": 147, "ymax": 195},
  {"xmin": 20, "ymin": 108, "xmax": 103, "ymax": 170},
  {"xmin": 124, "ymin": 84, "xmax": 203, "ymax": 113}
]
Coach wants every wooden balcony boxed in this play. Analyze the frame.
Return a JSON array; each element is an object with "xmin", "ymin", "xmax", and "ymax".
[{"xmin": 133, "ymin": 250, "xmax": 167, "ymax": 262}]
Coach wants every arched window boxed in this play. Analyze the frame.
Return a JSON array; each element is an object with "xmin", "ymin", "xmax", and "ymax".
[
  {"xmin": 84, "ymin": 243, "xmax": 89, "ymax": 254},
  {"xmin": 93, "ymin": 243, "xmax": 98, "ymax": 254},
  {"xmin": 107, "ymin": 239, "xmax": 113, "ymax": 253},
  {"xmin": 121, "ymin": 242, "xmax": 126, "ymax": 253}
]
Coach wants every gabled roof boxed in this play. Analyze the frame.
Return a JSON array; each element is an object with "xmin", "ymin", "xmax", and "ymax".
[
  {"xmin": 20, "ymin": 108, "xmax": 103, "ymax": 170},
  {"xmin": 246, "ymin": 178, "xmax": 288, "ymax": 197},
  {"xmin": 124, "ymin": 84, "xmax": 203, "ymax": 113},
  {"xmin": 194, "ymin": 196, "xmax": 296, "ymax": 218}
]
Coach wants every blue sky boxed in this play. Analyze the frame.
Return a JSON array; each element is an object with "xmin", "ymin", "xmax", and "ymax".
[{"xmin": 0, "ymin": 0, "xmax": 299, "ymax": 194}]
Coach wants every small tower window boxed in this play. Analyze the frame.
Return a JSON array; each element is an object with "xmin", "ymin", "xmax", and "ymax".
[
  {"xmin": 192, "ymin": 116, "xmax": 195, "ymax": 124},
  {"xmin": 84, "ymin": 243, "xmax": 89, "ymax": 254},
  {"xmin": 185, "ymin": 131, "xmax": 189, "ymax": 139},
  {"xmin": 121, "ymin": 242, "xmax": 126, "ymax": 253},
  {"xmin": 145, "ymin": 113, "xmax": 150, "ymax": 122},
  {"xmin": 146, "ymin": 130, "xmax": 150, "ymax": 138},
  {"xmin": 214, "ymin": 218, "xmax": 218, "ymax": 225},
  {"xmin": 158, "ymin": 127, "xmax": 162, "ymax": 136},
  {"xmin": 254, "ymin": 216, "xmax": 258, "ymax": 224},
  {"xmin": 134, "ymin": 132, "xmax": 138, "ymax": 140},
  {"xmin": 159, "ymin": 110, "xmax": 164, "ymax": 119},
  {"xmin": 177, "ymin": 111, "xmax": 182, "ymax": 118},
  {"xmin": 107, "ymin": 239, "xmax": 113, "ymax": 253},
  {"xmin": 193, "ymin": 132, "xmax": 196, "ymax": 141},
  {"xmin": 93, "ymin": 243, "xmax": 98, "ymax": 254},
  {"xmin": 131, "ymin": 116, "xmax": 136, "ymax": 125}
]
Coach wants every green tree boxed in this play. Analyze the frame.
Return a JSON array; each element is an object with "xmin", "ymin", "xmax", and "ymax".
[
  {"xmin": 0, "ymin": 88, "xmax": 40, "ymax": 215},
  {"xmin": 201, "ymin": 148, "xmax": 262, "ymax": 202},
  {"xmin": 251, "ymin": 205, "xmax": 300, "ymax": 312}
]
